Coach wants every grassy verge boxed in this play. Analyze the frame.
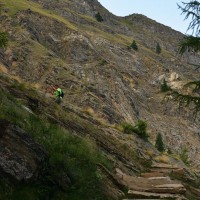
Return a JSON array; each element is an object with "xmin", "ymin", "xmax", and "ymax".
[{"xmin": 0, "ymin": 87, "xmax": 112, "ymax": 200}]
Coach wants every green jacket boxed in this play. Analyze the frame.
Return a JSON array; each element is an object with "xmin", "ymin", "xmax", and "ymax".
[{"xmin": 54, "ymin": 88, "xmax": 62, "ymax": 97}]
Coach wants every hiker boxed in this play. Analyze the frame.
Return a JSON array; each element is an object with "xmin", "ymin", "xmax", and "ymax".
[
  {"xmin": 54, "ymin": 87, "xmax": 64, "ymax": 104},
  {"xmin": 46, "ymin": 85, "xmax": 64, "ymax": 104}
]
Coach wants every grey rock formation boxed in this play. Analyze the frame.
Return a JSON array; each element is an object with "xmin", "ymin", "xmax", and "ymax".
[{"xmin": 0, "ymin": 119, "xmax": 47, "ymax": 182}]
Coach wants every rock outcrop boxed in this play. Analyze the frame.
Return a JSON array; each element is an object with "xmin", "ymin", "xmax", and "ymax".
[{"xmin": 0, "ymin": 119, "xmax": 47, "ymax": 182}]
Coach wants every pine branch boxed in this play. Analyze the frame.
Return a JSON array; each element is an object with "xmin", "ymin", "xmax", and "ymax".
[
  {"xmin": 177, "ymin": 1, "xmax": 200, "ymax": 35},
  {"xmin": 178, "ymin": 36, "xmax": 200, "ymax": 55},
  {"xmin": 171, "ymin": 90, "xmax": 200, "ymax": 117}
]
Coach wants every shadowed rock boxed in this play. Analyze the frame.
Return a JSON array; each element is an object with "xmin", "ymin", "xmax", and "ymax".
[{"xmin": 0, "ymin": 120, "xmax": 48, "ymax": 182}]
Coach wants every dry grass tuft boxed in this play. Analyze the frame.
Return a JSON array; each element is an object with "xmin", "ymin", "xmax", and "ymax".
[
  {"xmin": 82, "ymin": 107, "xmax": 95, "ymax": 116},
  {"xmin": 155, "ymin": 155, "xmax": 169, "ymax": 163}
]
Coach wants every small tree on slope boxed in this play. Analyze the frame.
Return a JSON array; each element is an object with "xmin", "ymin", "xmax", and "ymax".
[{"xmin": 155, "ymin": 133, "xmax": 165, "ymax": 152}]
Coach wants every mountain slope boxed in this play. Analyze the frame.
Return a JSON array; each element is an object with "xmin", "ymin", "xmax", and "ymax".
[{"xmin": 1, "ymin": 0, "xmax": 200, "ymax": 199}]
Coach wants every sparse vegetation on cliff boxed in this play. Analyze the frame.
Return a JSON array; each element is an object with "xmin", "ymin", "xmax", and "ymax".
[
  {"xmin": 0, "ymin": 32, "xmax": 8, "ymax": 48},
  {"xmin": 155, "ymin": 133, "xmax": 165, "ymax": 152},
  {"xmin": 95, "ymin": 12, "xmax": 104, "ymax": 22},
  {"xmin": 130, "ymin": 40, "xmax": 138, "ymax": 51},
  {"xmin": 0, "ymin": 86, "xmax": 111, "ymax": 200},
  {"xmin": 122, "ymin": 120, "xmax": 149, "ymax": 140}
]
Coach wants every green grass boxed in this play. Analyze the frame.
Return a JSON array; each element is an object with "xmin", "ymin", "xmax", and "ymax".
[
  {"xmin": 24, "ymin": 115, "xmax": 109, "ymax": 199},
  {"xmin": 83, "ymin": 25, "xmax": 131, "ymax": 45},
  {"xmin": 0, "ymin": 178, "xmax": 13, "ymax": 200},
  {"xmin": 0, "ymin": 90, "xmax": 29, "ymax": 125},
  {"xmin": 0, "ymin": 87, "xmax": 111, "ymax": 200},
  {"xmin": 1, "ymin": 0, "xmax": 77, "ymax": 30}
]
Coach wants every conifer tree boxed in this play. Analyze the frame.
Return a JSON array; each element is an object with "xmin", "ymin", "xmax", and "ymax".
[
  {"xmin": 95, "ymin": 12, "xmax": 103, "ymax": 22},
  {"xmin": 156, "ymin": 42, "xmax": 161, "ymax": 54},
  {"xmin": 160, "ymin": 79, "xmax": 171, "ymax": 92},
  {"xmin": 169, "ymin": 1, "xmax": 200, "ymax": 116},
  {"xmin": 155, "ymin": 133, "xmax": 165, "ymax": 152},
  {"xmin": 130, "ymin": 40, "xmax": 138, "ymax": 51}
]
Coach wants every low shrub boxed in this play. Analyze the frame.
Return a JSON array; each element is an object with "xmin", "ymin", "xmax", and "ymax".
[
  {"xmin": 160, "ymin": 79, "xmax": 171, "ymax": 92},
  {"xmin": 122, "ymin": 120, "xmax": 149, "ymax": 140},
  {"xmin": 179, "ymin": 147, "xmax": 190, "ymax": 165},
  {"xmin": 95, "ymin": 12, "xmax": 103, "ymax": 22},
  {"xmin": 130, "ymin": 40, "xmax": 138, "ymax": 51},
  {"xmin": 0, "ymin": 32, "xmax": 8, "ymax": 48},
  {"xmin": 121, "ymin": 122, "xmax": 135, "ymax": 134}
]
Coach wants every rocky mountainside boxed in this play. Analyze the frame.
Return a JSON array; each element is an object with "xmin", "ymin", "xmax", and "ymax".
[{"xmin": 0, "ymin": 0, "xmax": 200, "ymax": 199}]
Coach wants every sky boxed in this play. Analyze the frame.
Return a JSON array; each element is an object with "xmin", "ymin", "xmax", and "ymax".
[{"xmin": 97, "ymin": 0, "xmax": 191, "ymax": 35}]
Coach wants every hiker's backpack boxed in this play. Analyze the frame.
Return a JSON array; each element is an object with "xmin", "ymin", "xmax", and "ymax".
[{"xmin": 60, "ymin": 90, "xmax": 64, "ymax": 98}]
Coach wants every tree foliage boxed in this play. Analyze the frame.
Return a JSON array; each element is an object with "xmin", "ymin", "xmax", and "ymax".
[
  {"xmin": 155, "ymin": 133, "xmax": 165, "ymax": 152},
  {"xmin": 160, "ymin": 79, "xmax": 171, "ymax": 92},
  {"xmin": 130, "ymin": 40, "xmax": 138, "ymax": 51},
  {"xmin": 177, "ymin": 1, "xmax": 200, "ymax": 36},
  {"xmin": 133, "ymin": 120, "xmax": 149, "ymax": 140},
  {"xmin": 95, "ymin": 12, "xmax": 103, "ymax": 22},
  {"xmin": 0, "ymin": 32, "xmax": 8, "ymax": 48},
  {"xmin": 178, "ymin": 35, "xmax": 200, "ymax": 55},
  {"xmin": 122, "ymin": 120, "xmax": 149, "ymax": 140},
  {"xmin": 156, "ymin": 42, "xmax": 161, "ymax": 54},
  {"xmin": 171, "ymin": 1, "xmax": 200, "ymax": 115}
]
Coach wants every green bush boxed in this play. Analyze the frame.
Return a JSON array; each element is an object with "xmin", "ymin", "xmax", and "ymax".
[
  {"xmin": 130, "ymin": 40, "xmax": 138, "ymax": 51},
  {"xmin": 0, "ymin": 32, "xmax": 8, "ymax": 48},
  {"xmin": 133, "ymin": 120, "xmax": 149, "ymax": 140},
  {"xmin": 122, "ymin": 120, "xmax": 149, "ymax": 140},
  {"xmin": 95, "ymin": 12, "xmax": 103, "ymax": 22},
  {"xmin": 179, "ymin": 147, "xmax": 190, "ymax": 165},
  {"xmin": 155, "ymin": 133, "xmax": 165, "ymax": 152},
  {"xmin": 160, "ymin": 79, "xmax": 171, "ymax": 92},
  {"xmin": 121, "ymin": 122, "xmax": 135, "ymax": 134}
]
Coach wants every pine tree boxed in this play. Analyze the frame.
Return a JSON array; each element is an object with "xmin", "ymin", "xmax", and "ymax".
[
  {"xmin": 168, "ymin": 1, "xmax": 200, "ymax": 116},
  {"xmin": 155, "ymin": 133, "xmax": 165, "ymax": 152},
  {"xmin": 130, "ymin": 40, "xmax": 138, "ymax": 51},
  {"xmin": 95, "ymin": 12, "xmax": 103, "ymax": 22},
  {"xmin": 156, "ymin": 42, "xmax": 161, "ymax": 54},
  {"xmin": 160, "ymin": 79, "xmax": 171, "ymax": 92}
]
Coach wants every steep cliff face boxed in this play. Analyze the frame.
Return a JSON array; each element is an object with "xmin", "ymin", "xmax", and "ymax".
[{"xmin": 1, "ymin": 0, "xmax": 200, "ymax": 199}]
